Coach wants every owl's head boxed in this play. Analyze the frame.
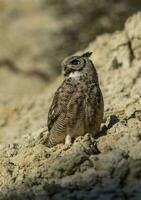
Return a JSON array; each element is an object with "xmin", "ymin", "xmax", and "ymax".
[{"xmin": 62, "ymin": 52, "xmax": 93, "ymax": 76}]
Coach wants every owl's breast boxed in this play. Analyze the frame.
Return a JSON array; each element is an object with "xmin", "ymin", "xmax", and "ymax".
[
  {"xmin": 84, "ymin": 83, "xmax": 104, "ymax": 134},
  {"xmin": 64, "ymin": 78, "xmax": 103, "ymax": 137}
]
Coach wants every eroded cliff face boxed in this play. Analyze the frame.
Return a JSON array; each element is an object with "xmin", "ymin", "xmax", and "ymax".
[{"xmin": 0, "ymin": 12, "xmax": 141, "ymax": 200}]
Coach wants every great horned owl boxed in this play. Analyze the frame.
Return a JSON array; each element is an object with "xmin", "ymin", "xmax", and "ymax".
[{"xmin": 47, "ymin": 52, "xmax": 104, "ymax": 147}]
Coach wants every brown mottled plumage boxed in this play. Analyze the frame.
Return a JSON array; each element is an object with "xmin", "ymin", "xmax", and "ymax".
[{"xmin": 47, "ymin": 52, "xmax": 104, "ymax": 147}]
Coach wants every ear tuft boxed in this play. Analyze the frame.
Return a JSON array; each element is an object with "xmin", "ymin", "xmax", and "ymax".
[{"xmin": 82, "ymin": 52, "xmax": 93, "ymax": 58}]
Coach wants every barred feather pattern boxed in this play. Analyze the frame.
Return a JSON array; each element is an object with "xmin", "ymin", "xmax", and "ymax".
[{"xmin": 46, "ymin": 53, "xmax": 104, "ymax": 147}]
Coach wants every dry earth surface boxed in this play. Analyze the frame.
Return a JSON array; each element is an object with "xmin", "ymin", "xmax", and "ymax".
[{"xmin": 0, "ymin": 11, "xmax": 141, "ymax": 200}]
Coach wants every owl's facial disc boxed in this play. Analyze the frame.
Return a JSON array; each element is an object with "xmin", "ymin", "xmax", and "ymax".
[{"xmin": 63, "ymin": 56, "xmax": 85, "ymax": 76}]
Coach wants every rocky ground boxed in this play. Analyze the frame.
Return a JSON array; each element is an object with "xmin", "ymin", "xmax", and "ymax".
[{"xmin": 0, "ymin": 10, "xmax": 141, "ymax": 200}]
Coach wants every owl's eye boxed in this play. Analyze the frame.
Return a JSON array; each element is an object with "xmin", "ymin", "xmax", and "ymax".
[{"xmin": 71, "ymin": 59, "xmax": 80, "ymax": 65}]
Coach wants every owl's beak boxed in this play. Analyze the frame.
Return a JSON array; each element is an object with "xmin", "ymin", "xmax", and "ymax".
[{"xmin": 64, "ymin": 65, "xmax": 72, "ymax": 76}]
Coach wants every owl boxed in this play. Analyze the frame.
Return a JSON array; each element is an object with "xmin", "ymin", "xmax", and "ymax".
[{"xmin": 47, "ymin": 52, "xmax": 104, "ymax": 147}]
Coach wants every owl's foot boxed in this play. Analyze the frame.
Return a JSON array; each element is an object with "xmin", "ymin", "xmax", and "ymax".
[{"xmin": 64, "ymin": 134, "xmax": 72, "ymax": 148}]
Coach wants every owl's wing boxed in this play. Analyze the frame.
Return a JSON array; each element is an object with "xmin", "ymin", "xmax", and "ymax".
[
  {"xmin": 48, "ymin": 89, "xmax": 61, "ymax": 131},
  {"xmin": 47, "ymin": 80, "xmax": 74, "ymax": 131}
]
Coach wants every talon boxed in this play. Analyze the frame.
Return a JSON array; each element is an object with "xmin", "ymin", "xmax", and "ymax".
[{"xmin": 65, "ymin": 134, "xmax": 72, "ymax": 146}]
